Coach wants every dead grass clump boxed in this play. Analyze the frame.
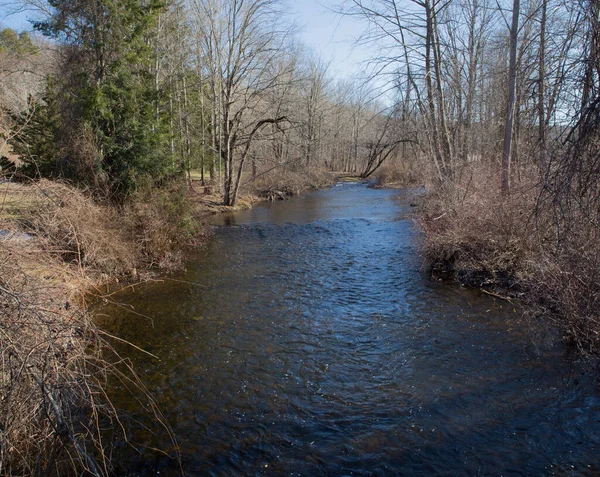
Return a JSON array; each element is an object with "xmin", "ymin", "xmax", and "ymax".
[
  {"xmin": 419, "ymin": 163, "xmax": 539, "ymax": 293},
  {"xmin": 20, "ymin": 180, "xmax": 137, "ymax": 277}
]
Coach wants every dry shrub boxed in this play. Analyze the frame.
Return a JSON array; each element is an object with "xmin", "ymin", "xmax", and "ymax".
[
  {"xmin": 420, "ymin": 158, "xmax": 600, "ymax": 357},
  {"xmin": 20, "ymin": 180, "xmax": 136, "ymax": 277},
  {"xmin": 122, "ymin": 185, "xmax": 197, "ymax": 269},
  {"xmin": 419, "ymin": 162, "xmax": 539, "ymax": 292},
  {"xmin": 373, "ymin": 157, "xmax": 426, "ymax": 187},
  {"xmin": 531, "ymin": 99, "xmax": 600, "ymax": 356},
  {"xmin": 531, "ymin": 245, "xmax": 600, "ymax": 355},
  {"xmin": 0, "ymin": 242, "xmax": 180, "ymax": 476},
  {"xmin": 0, "ymin": 244, "xmax": 113, "ymax": 476},
  {"xmin": 15, "ymin": 180, "xmax": 197, "ymax": 276},
  {"xmin": 250, "ymin": 167, "xmax": 336, "ymax": 200}
]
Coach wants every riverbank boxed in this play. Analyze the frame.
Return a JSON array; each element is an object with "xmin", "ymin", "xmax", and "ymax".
[
  {"xmin": 418, "ymin": 162, "xmax": 600, "ymax": 359},
  {"xmin": 0, "ymin": 180, "xmax": 197, "ymax": 474},
  {"xmin": 0, "ymin": 168, "xmax": 338, "ymax": 474}
]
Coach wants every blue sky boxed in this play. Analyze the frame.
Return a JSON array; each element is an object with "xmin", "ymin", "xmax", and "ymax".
[
  {"xmin": 292, "ymin": 0, "xmax": 370, "ymax": 78},
  {"xmin": 0, "ymin": 2, "xmax": 31, "ymax": 30},
  {"xmin": 0, "ymin": 0, "xmax": 370, "ymax": 80}
]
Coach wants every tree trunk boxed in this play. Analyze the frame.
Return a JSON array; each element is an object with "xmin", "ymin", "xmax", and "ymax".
[
  {"xmin": 502, "ymin": 0, "xmax": 520, "ymax": 195},
  {"xmin": 425, "ymin": 0, "xmax": 445, "ymax": 180},
  {"xmin": 538, "ymin": 0, "xmax": 547, "ymax": 168},
  {"xmin": 431, "ymin": 4, "xmax": 454, "ymax": 174}
]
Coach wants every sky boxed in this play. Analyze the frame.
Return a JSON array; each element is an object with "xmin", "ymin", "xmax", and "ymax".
[
  {"xmin": 0, "ymin": 0, "xmax": 371, "ymax": 80},
  {"xmin": 0, "ymin": 2, "xmax": 30, "ymax": 30},
  {"xmin": 291, "ymin": 0, "xmax": 371, "ymax": 79}
]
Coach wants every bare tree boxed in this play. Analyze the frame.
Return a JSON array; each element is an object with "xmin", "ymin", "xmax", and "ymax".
[
  {"xmin": 501, "ymin": 0, "xmax": 520, "ymax": 194},
  {"xmin": 359, "ymin": 111, "xmax": 411, "ymax": 178},
  {"xmin": 190, "ymin": 0, "xmax": 293, "ymax": 206},
  {"xmin": 299, "ymin": 54, "xmax": 330, "ymax": 171}
]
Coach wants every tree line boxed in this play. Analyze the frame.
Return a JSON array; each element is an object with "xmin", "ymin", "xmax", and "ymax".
[
  {"xmin": 1, "ymin": 0, "xmax": 598, "ymax": 206},
  {"xmin": 343, "ymin": 0, "xmax": 596, "ymax": 184},
  {"xmin": 1, "ymin": 0, "xmax": 410, "ymax": 205}
]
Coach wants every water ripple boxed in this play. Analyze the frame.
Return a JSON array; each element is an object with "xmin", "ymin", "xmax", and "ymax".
[{"xmin": 99, "ymin": 183, "xmax": 600, "ymax": 476}]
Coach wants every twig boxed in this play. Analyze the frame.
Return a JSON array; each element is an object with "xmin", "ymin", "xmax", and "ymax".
[
  {"xmin": 480, "ymin": 288, "xmax": 514, "ymax": 303},
  {"xmin": 96, "ymin": 330, "xmax": 161, "ymax": 360}
]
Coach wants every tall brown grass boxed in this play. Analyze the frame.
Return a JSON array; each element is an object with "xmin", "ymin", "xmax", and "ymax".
[{"xmin": 0, "ymin": 179, "xmax": 192, "ymax": 475}]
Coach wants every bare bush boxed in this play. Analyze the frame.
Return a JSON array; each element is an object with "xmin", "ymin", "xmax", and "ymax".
[
  {"xmin": 0, "ymin": 239, "xmax": 180, "ymax": 476},
  {"xmin": 419, "ymin": 163, "xmax": 539, "ymax": 291},
  {"xmin": 533, "ymin": 96, "xmax": 600, "ymax": 355},
  {"xmin": 530, "ymin": 244, "xmax": 600, "ymax": 355},
  {"xmin": 0, "ymin": 244, "xmax": 117, "ymax": 476},
  {"xmin": 250, "ymin": 166, "xmax": 336, "ymax": 200},
  {"xmin": 122, "ymin": 185, "xmax": 200, "ymax": 269},
  {"xmin": 372, "ymin": 159, "xmax": 426, "ymax": 188},
  {"xmin": 13, "ymin": 180, "xmax": 198, "ymax": 277}
]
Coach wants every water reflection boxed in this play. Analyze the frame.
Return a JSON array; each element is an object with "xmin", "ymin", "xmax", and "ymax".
[{"xmin": 98, "ymin": 183, "xmax": 600, "ymax": 476}]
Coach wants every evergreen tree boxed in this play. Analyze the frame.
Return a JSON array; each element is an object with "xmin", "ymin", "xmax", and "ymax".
[
  {"xmin": 0, "ymin": 28, "xmax": 37, "ymax": 55},
  {"xmin": 10, "ymin": 78, "xmax": 62, "ymax": 179},
  {"xmin": 33, "ymin": 0, "xmax": 175, "ymax": 199}
]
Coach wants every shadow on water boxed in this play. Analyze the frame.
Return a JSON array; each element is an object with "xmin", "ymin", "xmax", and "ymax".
[{"xmin": 97, "ymin": 183, "xmax": 600, "ymax": 476}]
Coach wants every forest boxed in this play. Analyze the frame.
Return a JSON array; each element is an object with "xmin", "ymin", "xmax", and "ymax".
[{"xmin": 1, "ymin": 0, "xmax": 600, "ymax": 474}]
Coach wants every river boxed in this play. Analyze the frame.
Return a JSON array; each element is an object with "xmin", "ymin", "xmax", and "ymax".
[{"xmin": 98, "ymin": 182, "xmax": 600, "ymax": 476}]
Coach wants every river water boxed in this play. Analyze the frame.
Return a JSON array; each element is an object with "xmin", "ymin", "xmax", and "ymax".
[{"xmin": 98, "ymin": 182, "xmax": 600, "ymax": 476}]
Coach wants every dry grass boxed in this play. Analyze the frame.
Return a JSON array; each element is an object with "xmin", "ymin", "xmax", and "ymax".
[
  {"xmin": 0, "ymin": 241, "xmax": 180, "ymax": 476},
  {"xmin": 122, "ymin": 185, "xmax": 200, "ymax": 270},
  {"xmin": 0, "ymin": 248, "xmax": 100, "ymax": 476},
  {"xmin": 19, "ymin": 181, "xmax": 137, "ymax": 277},
  {"xmin": 3, "ymin": 180, "xmax": 199, "ymax": 278},
  {"xmin": 0, "ymin": 182, "xmax": 37, "ymax": 219}
]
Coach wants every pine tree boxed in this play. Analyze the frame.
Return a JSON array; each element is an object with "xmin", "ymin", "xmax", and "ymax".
[
  {"xmin": 9, "ymin": 78, "xmax": 62, "ymax": 179},
  {"xmin": 33, "ymin": 0, "xmax": 175, "ymax": 199}
]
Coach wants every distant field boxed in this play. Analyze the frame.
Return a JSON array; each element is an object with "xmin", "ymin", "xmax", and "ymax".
[
  {"xmin": 189, "ymin": 170, "xmax": 203, "ymax": 181},
  {"xmin": 0, "ymin": 182, "xmax": 36, "ymax": 219}
]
